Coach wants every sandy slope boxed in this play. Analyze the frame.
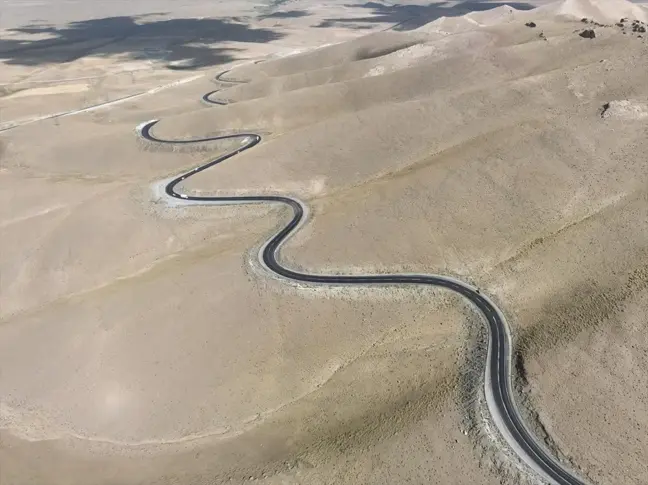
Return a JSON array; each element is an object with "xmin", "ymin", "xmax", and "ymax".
[
  {"xmin": 545, "ymin": 0, "xmax": 648, "ymax": 22},
  {"xmin": 1, "ymin": 0, "xmax": 647, "ymax": 484}
]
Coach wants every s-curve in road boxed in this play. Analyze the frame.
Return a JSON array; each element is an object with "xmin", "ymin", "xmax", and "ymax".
[{"xmin": 137, "ymin": 72, "xmax": 589, "ymax": 485}]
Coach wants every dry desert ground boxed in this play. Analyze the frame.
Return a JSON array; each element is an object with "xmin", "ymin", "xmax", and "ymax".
[{"xmin": 1, "ymin": 0, "xmax": 647, "ymax": 484}]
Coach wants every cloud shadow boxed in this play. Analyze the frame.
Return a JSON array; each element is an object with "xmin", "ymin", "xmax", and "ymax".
[
  {"xmin": 316, "ymin": 1, "xmax": 536, "ymax": 31},
  {"xmin": 0, "ymin": 15, "xmax": 285, "ymax": 69},
  {"xmin": 259, "ymin": 10, "xmax": 310, "ymax": 19}
]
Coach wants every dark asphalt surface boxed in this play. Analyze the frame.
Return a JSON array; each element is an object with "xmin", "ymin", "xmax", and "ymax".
[{"xmin": 138, "ymin": 77, "xmax": 589, "ymax": 485}]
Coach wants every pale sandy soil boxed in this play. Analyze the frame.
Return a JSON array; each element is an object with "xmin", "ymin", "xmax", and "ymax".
[{"xmin": 1, "ymin": 0, "xmax": 647, "ymax": 484}]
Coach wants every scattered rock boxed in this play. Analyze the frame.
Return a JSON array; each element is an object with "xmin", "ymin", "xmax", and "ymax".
[
  {"xmin": 601, "ymin": 102, "xmax": 610, "ymax": 116},
  {"xmin": 579, "ymin": 29, "xmax": 596, "ymax": 39},
  {"xmin": 539, "ymin": 31, "xmax": 547, "ymax": 40},
  {"xmin": 620, "ymin": 18, "xmax": 628, "ymax": 23},
  {"xmin": 525, "ymin": 21, "xmax": 537, "ymax": 28},
  {"xmin": 581, "ymin": 18, "xmax": 589, "ymax": 23}
]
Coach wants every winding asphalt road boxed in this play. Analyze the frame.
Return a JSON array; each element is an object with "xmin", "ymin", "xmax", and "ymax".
[{"xmin": 138, "ymin": 73, "xmax": 589, "ymax": 485}]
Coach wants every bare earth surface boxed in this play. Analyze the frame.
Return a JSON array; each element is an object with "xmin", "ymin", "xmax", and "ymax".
[{"xmin": 1, "ymin": 0, "xmax": 647, "ymax": 484}]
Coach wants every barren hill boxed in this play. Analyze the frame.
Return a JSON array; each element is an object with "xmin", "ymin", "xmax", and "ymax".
[{"xmin": 1, "ymin": 0, "xmax": 647, "ymax": 484}]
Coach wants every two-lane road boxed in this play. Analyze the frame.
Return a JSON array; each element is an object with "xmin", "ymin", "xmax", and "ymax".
[{"xmin": 138, "ymin": 82, "xmax": 589, "ymax": 484}]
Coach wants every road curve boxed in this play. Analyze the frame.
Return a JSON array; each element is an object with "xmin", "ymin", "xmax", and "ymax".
[{"xmin": 137, "ymin": 75, "xmax": 589, "ymax": 485}]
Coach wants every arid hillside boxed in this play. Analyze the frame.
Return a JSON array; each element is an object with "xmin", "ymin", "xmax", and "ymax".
[{"xmin": 1, "ymin": 0, "xmax": 647, "ymax": 484}]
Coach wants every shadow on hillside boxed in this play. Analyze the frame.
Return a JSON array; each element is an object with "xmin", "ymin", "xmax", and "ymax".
[
  {"xmin": 317, "ymin": 1, "xmax": 536, "ymax": 30},
  {"xmin": 0, "ymin": 15, "xmax": 285, "ymax": 68},
  {"xmin": 259, "ymin": 10, "xmax": 310, "ymax": 19}
]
